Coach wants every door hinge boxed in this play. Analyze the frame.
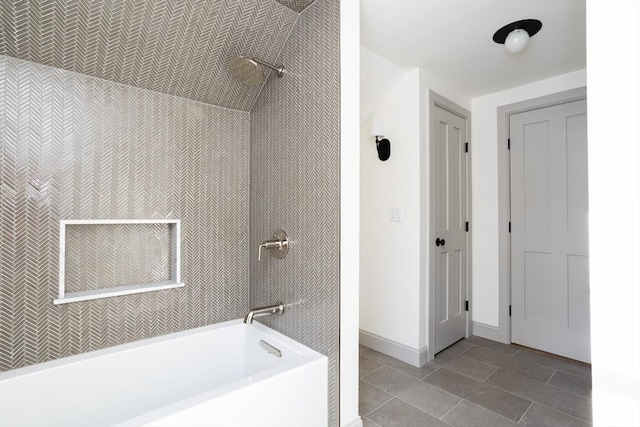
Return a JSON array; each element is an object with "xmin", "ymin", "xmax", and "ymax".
[
  {"xmin": 465, "ymin": 301, "xmax": 469, "ymax": 311},
  {"xmin": 465, "ymin": 142, "xmax": 469, "ymax": 153},
  {"xmin": 508, "ymin": 138, "xmax": 511, "ymax": 150},
  {"xmin": 509, "ymin": 305, "xmax": 512, "ymax": 317},
  {"xmin": 465, "ymin": 221, "xmax": 469, "ymax": 232},
  {"xmin": 508, "ymin": 221, "xmax": 511, "ymax": 233}
]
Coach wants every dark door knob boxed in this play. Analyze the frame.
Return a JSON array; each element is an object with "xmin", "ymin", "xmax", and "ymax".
[{"xmin": 435, "ymin": 238, "xmax": 446, "ymax": 247}]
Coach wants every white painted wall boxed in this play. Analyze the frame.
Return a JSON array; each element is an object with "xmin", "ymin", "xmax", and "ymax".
[
  {"xmin": 360, "ymin": 47, "xmax": 407, "ymax": 121},
  {"xmin": 360, "ymin": 48, "xmax": 470, "ymax": 355},
  {"xmin": 470, "ymin": 69, "xmax": 586, "ymax": 330},
  {"xmin": 339, "ymin": 1, "xmax": 360, "ymax": 426},
  {"xmin": 360, "ymin": 63, "xmax": 422, "ymax": 349},
  {"xmin": 587, "ymin": 2, "xmax": 640, "ymax": 425}
]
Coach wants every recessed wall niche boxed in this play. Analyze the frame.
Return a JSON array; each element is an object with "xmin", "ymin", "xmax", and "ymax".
[{"xmin": 56, "ymin": 220, "xmax": 183, "ymax": 305}]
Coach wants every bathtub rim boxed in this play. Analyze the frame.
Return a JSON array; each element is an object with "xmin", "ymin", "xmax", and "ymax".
[
  {"xmin": 0, "ymin": 318, "xmax": 325, "ymax": 381},
  {"xmin": 0, "ymin": 318, "xmax": 328, "ymax": 426}
]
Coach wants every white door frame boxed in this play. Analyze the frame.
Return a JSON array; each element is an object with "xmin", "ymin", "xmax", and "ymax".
[
  {"xmin": 427, "ymin": 91, "xmax": 472, "ymax": 360},
  {"xmin": 493, "ymin": 87, "xmax": 587, "ymax": 344}
]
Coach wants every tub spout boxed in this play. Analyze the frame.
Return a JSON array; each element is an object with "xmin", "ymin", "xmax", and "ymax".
[{"xmin": 244, "ymin": 303, "xmax": 285, "ymax": 324}]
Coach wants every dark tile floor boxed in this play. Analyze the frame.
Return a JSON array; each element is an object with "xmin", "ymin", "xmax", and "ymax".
[{"xmin": 359, "ymin": 336, "xmax": 592, "ymax": 427}]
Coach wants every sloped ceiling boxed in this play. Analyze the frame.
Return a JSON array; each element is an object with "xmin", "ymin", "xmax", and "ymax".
[{"xmin": 0, "ymin": 0, "xmax": 314, "ymax": 111}]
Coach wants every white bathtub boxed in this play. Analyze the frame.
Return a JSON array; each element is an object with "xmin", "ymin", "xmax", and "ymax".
[{"xmin": 0, "ymin": 319, "xmax": 328, "ymax": 427}]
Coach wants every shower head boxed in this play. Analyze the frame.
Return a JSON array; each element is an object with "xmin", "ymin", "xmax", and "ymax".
[{"xmin": 229, "ymin": 56, "xmax": 286, "ymax": 86}]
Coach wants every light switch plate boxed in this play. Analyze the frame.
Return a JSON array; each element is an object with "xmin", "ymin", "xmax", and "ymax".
[{"xmin": 389, "ymin": 207, "xmax": 403, "ymax": 222}]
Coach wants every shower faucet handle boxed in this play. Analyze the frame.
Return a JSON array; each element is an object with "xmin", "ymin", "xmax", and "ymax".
[{"xmin": 258, "ymin": 230, "xmax": 289, "ymax": 261}]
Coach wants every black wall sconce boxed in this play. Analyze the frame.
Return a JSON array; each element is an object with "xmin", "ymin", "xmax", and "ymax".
[{"xmin": 370, "ymin": 115, "xmax": 390, "ymax": 161}]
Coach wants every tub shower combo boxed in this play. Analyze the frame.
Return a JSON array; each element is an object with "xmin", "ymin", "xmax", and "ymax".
[
  {"xmin": 1, "ymin": 216, "xmax": 328, "ymax": 427},
  {"xmin": 0, "ymin": 33, "xmax": 332, "ymax": 427}
]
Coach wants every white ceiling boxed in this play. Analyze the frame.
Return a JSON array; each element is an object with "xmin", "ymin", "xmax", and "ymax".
[{"xmin": 361, "ymin": 0, "xmax": 586, "ymax": 97}]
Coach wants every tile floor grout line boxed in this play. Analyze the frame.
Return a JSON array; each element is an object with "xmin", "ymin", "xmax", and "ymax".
[
  {"xmin": 420, "ymin": 366, "xmax": 441, "ymax": 380},
  {"xmin": 455, "ymin": 349, "xmax": 563, "ymax": 384},
  {"xmin": 516, "ymin": 400, "xmax": 534, "ymax": 424},
  {"xmin": 360, "ymin": 353, "xmax": 386, "ymax": 368},
  {"xmin": 546, "ymin": 369, "xmax": 557, "ymax": 384},
  {"xmin": 376, "ymin": 362, "xmax": 437, "ymax": 382},
  {"xmin": 361, "ymin": 395, "xmax": 395, "ymax": 417},
  {"xmin": 512, "ymin": 352, "xmax": 592, "ymax": 380},
  {"xmin": 531, "ymin": 401, "xmax": 594, "ymax": 425},
  {"xmin": 361, "ymin": 416, "xmax": 381, "ymax": 427},
  {"xmin": 483, "ymin": 371, "xmax": 592, "ymax": 424},
  {"xmin": 481, "ymin": 367, "xmax": 499, "ymax": 382},
  {"xmin": 360, "ymin": 364, "xmax": 385, "ymax": 379},
  {"xmin": 386, "ymin": 393, "xmax": 458, "ymax": 424},
  {"xmin": 552, "ymin": 367, "xmax": 592, "ymax": 381},
  {"xmin": 465, "ymin": 338, "xmax": 519, "ymax": 356},
  {"xmin": 438, "ymin": 398, "xmax": 463, "ymax": 420},
  {"xmin": 359, "ymin": 373, "xmax": 387, "ymax": 389},
  {"xmin": 462, "ymin": 346, "xmax": 559, "ymax": 379},
  {"xmin": 491, "ymin": 367, "xmax": 593, "ymax": 400},
  {"xmin": 457, "ymin": 344, "xmax": 477, "ymax": 356}
]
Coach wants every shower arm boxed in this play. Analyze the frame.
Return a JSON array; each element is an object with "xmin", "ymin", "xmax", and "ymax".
[{"xmin": 253, "ymin": 59, "xmax": 286, "ymax": 78}]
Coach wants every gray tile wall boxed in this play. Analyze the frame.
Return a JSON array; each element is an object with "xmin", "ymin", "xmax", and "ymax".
[
  {"xmin": 0, "ymin": 55, "xmax": 250, "ymax": 371},
  {"xmin": 275, "ymin": 0, "xmax": 317, "ymax": 13},
  {"xmin": 0, "ymin": 0, "xmax": 298, "ymax": 111},
  {"xmin": 248, "ymin": 0, "xmax": 341, "ymax": 424},
  {"xmin": 64, "ymin": 223, "xmax": 173, "ymax": 293}
]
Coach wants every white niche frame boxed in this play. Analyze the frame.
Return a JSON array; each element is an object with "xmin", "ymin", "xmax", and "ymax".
[{"xmin": 54, "ymin": 219, "xmax": 184, "ymax": 305}]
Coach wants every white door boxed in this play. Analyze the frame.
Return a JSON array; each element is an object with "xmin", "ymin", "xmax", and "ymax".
[
  {"xmin": 434, "ymin": 105, "xmax": 468, "ymax": 354},
  {"xmin": 510, "ymin": 99, "xmax": 590, "ymax": 362}
]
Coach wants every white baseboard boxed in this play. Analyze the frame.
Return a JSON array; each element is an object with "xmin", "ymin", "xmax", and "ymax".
[
  {"xmin": 341, "ymin": 416, "xmax": 363, "ymax": 427},
  {"xmin": 472, "ymin": 321, "xmax": 508, "ymax": 344},
  {"xmin": 359, "ymin": 330, "xmax": 428, "ymax": 367}
]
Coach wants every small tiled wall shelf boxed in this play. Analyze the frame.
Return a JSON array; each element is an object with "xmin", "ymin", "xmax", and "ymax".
[{"xmin": 54, "ymin": 219, "xmax": 184, "ymax": 305}]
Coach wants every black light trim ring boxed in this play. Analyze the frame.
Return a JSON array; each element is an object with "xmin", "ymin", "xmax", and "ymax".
[{"xmin": 493, "ymin": 19, "xmax": 542, "ymax": 44}]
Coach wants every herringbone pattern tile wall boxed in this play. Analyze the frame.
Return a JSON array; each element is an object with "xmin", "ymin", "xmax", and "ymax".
[
  {"xmin": 0, "ymin": 0, "xmax": 298, "ymax": 111},
  {"xmin": 64, "ymin": 223, "xmax": 173, "ymax": 293},
  {"xmin": 0, "ymin": 55, "xmax": 250, "ymax": 371},
  {"xmin": 275, "ymin": 0, "xmax": 316, "ymax": 13},
  {"xmin": 249, "ymin": 0, "xmax": 340, "ymax": 424}
]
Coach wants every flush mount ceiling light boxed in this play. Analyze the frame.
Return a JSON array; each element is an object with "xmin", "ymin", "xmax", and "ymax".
[{"xmin": 493, "ymin": 19, "xmax": 542, "ymax": 54}]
